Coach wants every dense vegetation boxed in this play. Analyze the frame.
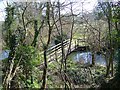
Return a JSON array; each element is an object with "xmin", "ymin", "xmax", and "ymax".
[{"xmin": 0, "ymin": 0, "xmax": 120, "ymax": 90}]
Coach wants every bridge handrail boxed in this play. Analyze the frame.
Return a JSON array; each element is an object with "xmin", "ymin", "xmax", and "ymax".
[
  {"xmin": 39, "ymin": 38, "xmax": 87, "ymax": 56},
  {"xmin": 47, "ymin": 39, "xmax": 70, "ymax": 53},
  {"xmin": 39, "ymin": 39, "xmax": 70, "ymax": 55},
  {"xmin": 38, "ymin": 38, "xmax": 88, "ymax": 68}
]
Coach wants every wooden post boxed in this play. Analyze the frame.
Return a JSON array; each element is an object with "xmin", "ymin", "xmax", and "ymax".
[
  {"xmin": 75, "ymin": 39, "xmax": 76, "ymax": 49},
  {"xmin": 77, "ymin": 39, "xmax": 78, "ymax": 48},
  {"xmin": 69, "ymin": 39, "xmax": 71, "ymax": 52},
  {"xmin": 55, "ymin": 49, "xmax": 57, "ymax": 62}
]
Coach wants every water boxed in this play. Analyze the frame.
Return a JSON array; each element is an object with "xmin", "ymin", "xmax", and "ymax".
[
  {"xmin": 0, "ymin": 50, "xmax": 106, "ymax": 66},
  {"xmin": 0, "ymin": 50, "xmax": 9, "ymax": 60},
  {"xmin": 73, "ymin": 51, "xmax": 106, "ymax": 66}
]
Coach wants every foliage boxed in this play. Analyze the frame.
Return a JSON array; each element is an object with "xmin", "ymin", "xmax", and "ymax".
[
  {"xmin": 2, "ymin": 1, "xmax": 120, "ymax": 89},
  {"xmin": 3, "ymin": 4, "xmax": 16, "ymax": 49},
  {"xmin": 66, "ymin": 57, "xmax": 106, "ymax": 86},
  {"xmin": 54, "ymin": 33, "xmax": 68, "ymax": 45},
  {"xmin": 17, "ymin": 45, "xmax": 40, "ymax": 67},
  {"xmin": 105, "ymin": 29, "xmax": 119, "ymax": 49},
  {"xmin": 15, "ymin": 45, "xmax": 41, "ymax": 88}
]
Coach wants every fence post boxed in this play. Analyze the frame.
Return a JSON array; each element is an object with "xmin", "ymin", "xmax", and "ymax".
[
  {"xmin": 77, "ymin": 39, "xmax": 79, "ymax": 47},
  {"xmin": 69, "ymin": 39, "xmax": 71, "ymax": 53},
  {"xmin": 55, "ymin": 47, "xmax": 57, "ymax": 61},
  {"xmin": 74, "ymin": 39, "xmax": 76, "ymax": 49}
]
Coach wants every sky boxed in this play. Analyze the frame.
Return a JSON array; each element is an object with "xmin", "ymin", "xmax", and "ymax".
[
  {"xmin": 0, "ymin": 0, "xmax": 98, "ymax": 21},
  {"xmin": 0, "ymin": 0, "xmax": 118, "ymax": 21},
  {"xmin": 0, "ymin": 0, "xmax": 7, "ymax": 21}
]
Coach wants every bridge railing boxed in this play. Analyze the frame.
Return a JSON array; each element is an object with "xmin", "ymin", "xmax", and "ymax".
[
  {"xmin": 38, "ymin": 38, "xmax": 88, "ymax": 68},
  {"xmin": 39, "ymin": 38, "xmax": 87, "ymax": 58},
  {"xmin": 73, "ymin": 38, "xmax": 88, "ymax": 47},
  {"xmin": 38, "ymin": 39, "xmax": 71, "ymax": 68},
  {"xmin": 47, "ymin": 39, "xmax": 70, "ymax": 55}
]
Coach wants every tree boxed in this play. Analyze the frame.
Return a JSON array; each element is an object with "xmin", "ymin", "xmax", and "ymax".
[
  {"xmin": 2, "ymin": 2, "xmax": 43, "ymax": 89},
  {"xmin": 2, "ymin": 4, "xmax": 17, "ymax": 89},
  {"xmin": 112, "ymin": 1, "xmax": 120, "ymax": 79},
  {"xmin": 98, "ymin": 2, "xmax": 114, "ymax": 77}
]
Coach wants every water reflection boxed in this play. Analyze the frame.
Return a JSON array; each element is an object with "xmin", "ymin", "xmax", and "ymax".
[
  {"xmin": 73, "ymin": 52, "xmax": 106, "ymax": 66},
  {"xmin": 0, "ymin": 50, "xmax": 9, "ymax": 60}
]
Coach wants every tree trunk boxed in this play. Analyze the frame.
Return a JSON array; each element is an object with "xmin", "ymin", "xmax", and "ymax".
[
  {"xmin": 40, "ymin": 2, "xmax": 51, "ymax": 89},
  {"xmin": 92, "ymin": 52, "xmax": 95, "ymax": 66},
  {"xmin": 40, "ymin": 50, "xmax": 47, "ymax": 90}
]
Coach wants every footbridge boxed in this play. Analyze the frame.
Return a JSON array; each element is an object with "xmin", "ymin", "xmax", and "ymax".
[{"xmin": 39, "ymin": 38, "xmax": 89, "ymax": 68}]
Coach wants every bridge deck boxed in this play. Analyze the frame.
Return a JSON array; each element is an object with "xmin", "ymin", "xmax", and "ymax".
[{"xmin": 38, "ymin": 38, "xmax": 89, "ymax": 69}]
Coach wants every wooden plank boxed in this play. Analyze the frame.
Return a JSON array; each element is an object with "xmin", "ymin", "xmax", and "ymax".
[
  {"xmin": 38, "ymin": 38, "xmax": 89, "ymax": 69},
  {"xmin": 46, "ymin": 39, "xmax": 70, "ymax": 55}
]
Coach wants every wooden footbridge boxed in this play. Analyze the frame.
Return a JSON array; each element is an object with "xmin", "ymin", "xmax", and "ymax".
[{"xmin": 39, "ymin": 38, "xmax": 89, "ymax": 68}]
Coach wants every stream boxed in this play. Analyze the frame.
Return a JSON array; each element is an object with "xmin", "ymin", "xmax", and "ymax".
[
  {"xmin": 71, "ymin": 51, "xmax": 106, "ymax": 66},
  {"xmin": 0, "ymin": 50, "xmax": 9, "ymax": 60},
  {"xmin": 0, "ymin": 50, "xmax": 107, "ymax": 66}
]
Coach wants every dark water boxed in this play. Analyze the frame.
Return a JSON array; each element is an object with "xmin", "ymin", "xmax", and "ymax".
[{"xmin": 72, "ymin": 52, "xmax": 106, "ymax": 66}]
